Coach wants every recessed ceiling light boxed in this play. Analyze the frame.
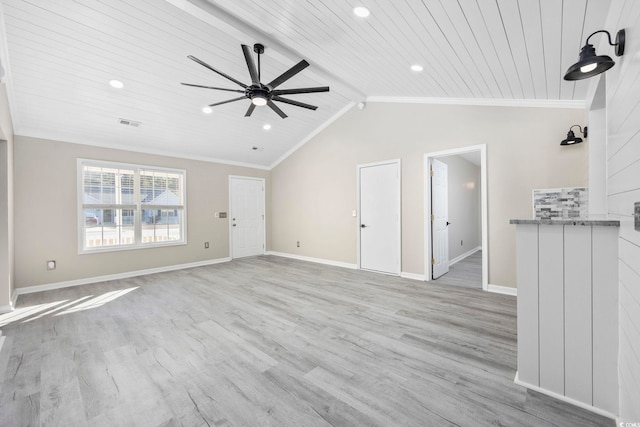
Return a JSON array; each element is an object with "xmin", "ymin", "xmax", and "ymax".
[
  {"xmin": 202, "ymin": 106, "xmax": 213, "ymax": 114},
  {"xmin": 410, "ymin": 64, "xmax": 424, "ymax": 72},
  {"xmin": 353, "ymin": 6, "xmax": 370, "ymax": 18},
  {"xmin": 263, "ymin": 124, "xmax": 271, "ymax": 130},
  {"xmin": 109, "ymin": 79, "xmax": 124, "ymax": 89}
]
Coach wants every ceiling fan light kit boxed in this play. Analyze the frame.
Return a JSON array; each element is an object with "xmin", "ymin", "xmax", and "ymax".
[
  {"xmin": 564, "ymin": 29, "xmax": 625, "ymax": 81},
  {"xmin": 182, "ymin": 43, "xmax": 329, "ymax": 119}
]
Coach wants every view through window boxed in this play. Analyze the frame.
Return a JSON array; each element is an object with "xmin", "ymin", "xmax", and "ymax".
[{"xmin": 79, "ymin": 160, "xmax": 186, "ymax": 252}]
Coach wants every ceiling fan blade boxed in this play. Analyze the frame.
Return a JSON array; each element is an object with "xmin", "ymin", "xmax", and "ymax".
[
  {"xmin": 187, "ymin": 55, "xmax": 247, "ymax": 89},
  {"xmin": 181, "ymin": 83, "xmax": 245, "ymax": 93},
  {"xmin": 208, "ymin": 96, "xmax": 247, "ymax": 107},
  {"xmin": 241, "ymin": 45, "xmax": 260, "ymax": 85},
  {"xmin": 245, "ymin": 103, "xmax": 256, "ymax": 117},
  {"xmin": 272, "ymin": 95, "xmax": 318, "ymax": 110},
  {"xmin": 272, "ymin": 86, "xmax": 330, "ymax": 95},
  {"xmin": 266, "ymin": 60, "xmax": 309, "ymax": 89},
  {"xmin": 267, "ymin": 100, "xmax": 288, "ymax": 119}
]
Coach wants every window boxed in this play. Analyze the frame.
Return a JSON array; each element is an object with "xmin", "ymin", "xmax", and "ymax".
[{"xmin": 78, "ymin": 159, "xmax": 186, "ymax": 253}]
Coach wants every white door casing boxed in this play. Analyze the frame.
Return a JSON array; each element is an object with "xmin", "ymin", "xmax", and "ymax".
[
  {"xmin": 431, "ymin": 158, "xmax": 449, "ymax": 279},
  {"xmin": 424, "ymin": 144, "xmax": 488, "ymax": 290},
  {"xmin": 358, "ymin": 160, "xmax": 401, "ymax": 275},
  {"xmin": 229, "ymin": 176, "xmax": 265, "ymax": 258}
]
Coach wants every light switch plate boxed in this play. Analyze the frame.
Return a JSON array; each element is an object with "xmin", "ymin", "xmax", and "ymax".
[{"xmin": 635, "ymin": 202, "xmax": 640, "ymax": 231}]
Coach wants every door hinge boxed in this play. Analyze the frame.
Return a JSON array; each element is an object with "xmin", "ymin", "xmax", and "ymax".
[
  {"xmin": 431, "ymin": 258, "xmax": 435, "ymax": 265},
  {"xmin": 430, "ymin": 214, "xmax": 435, "ymax": 221},
  {"xmin": 430, "ymin": 169, "xmax": 434, "ymax": 177}
]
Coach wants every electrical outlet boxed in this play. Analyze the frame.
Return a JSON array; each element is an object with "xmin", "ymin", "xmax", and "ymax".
[
  {"xmin": 204, "ymin": 242, "xmax": 209, "ymax": 249},
  {"xmin": 47, "ymin": 260, "xmax": 56, "ymax": 270},
  {"xmin": 297, "ymin": 241, "xmax": 300, "ymax": 247}
]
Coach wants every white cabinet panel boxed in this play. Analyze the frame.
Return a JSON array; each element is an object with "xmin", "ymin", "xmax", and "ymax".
[
  {"xmin": 513, "ymin": 220, "xmax": 619, "ymax": 417},
  {"xmin": 592, "ymin": 226, "xmax": 619, "ymax": 414},
  {"xmin": 538, "ymin": 225, "xmax": 564, "ymax": 394},
  {"xmin": 564, "ymin": 226, "xmax": 592, "ymax": 404},
  {"xmin": 515, "ymin": 224, "xmax": 539, "ymax": 386}
]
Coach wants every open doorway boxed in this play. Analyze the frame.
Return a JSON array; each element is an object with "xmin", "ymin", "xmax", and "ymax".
[{"xmin": 424, "ymin": 145, "xmax": 488, "ymax": 290}]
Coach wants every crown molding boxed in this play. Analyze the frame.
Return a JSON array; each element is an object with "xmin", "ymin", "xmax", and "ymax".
[{"xmin": 366, "ymin": 96, "xmax": 585, "ymax": 109}]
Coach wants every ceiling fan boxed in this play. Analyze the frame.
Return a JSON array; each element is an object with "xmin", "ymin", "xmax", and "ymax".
[{"xmin": 182, "ymin": 43, "xmax": 330, "ymax": 119}]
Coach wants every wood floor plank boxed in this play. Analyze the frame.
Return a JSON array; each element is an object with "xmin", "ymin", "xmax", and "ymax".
[{"xmin": 0, "ymin": 255, "xmax": 614, "ymax": 426}]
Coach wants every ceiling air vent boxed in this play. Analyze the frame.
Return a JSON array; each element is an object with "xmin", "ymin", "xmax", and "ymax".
[{"xmin": 118, "ymin": 118, "xmax": 141, "ymax": 127}]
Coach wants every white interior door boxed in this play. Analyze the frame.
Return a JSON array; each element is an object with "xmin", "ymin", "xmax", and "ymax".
[
  {"xmin": 230, "ymin": 177, "xmax": 265, "ymax": 258},
  {"xmin": 431, "ymin": 158, "xmax": 449, "ymax": 279},
  {"xmin": 359, "ymin": 161, "xmax": 401, "ymax": 274}
]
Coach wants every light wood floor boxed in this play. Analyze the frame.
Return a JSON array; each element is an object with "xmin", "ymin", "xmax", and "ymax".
[
  {"xmin": 0, "ymin": 256, "xmax": 613, "ymax": 426},
  {"xmin": 434, "ymin": 250, "xmax": 483, "ymax": 289}
]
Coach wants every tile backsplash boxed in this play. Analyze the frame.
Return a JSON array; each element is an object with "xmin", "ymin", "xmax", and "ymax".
[{"xmin": 533, "ymin": 187, "xmax": 589, "ymax": 220}]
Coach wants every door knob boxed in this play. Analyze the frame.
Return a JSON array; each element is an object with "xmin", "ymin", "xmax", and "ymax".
[
  {"xmin": 361, "ymin": 224, "xmax": 367, "ymax": 228},
  {"xmin": 446, "ymin": 221, "xmax": 451, "ymax": 226}
]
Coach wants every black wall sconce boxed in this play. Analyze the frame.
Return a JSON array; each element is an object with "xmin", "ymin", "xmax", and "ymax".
[
  {"xmin": 561, "ymin": 125, "xmax": 588, "ymax": 146},
  {"xmin": 564, "ymin": 29, "xmax": 625, "ymax": 80}
]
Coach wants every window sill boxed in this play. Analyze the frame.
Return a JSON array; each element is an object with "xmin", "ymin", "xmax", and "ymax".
[{"xmin": 78, "ymin": 240, "xmax": 188, "ymax": 255}]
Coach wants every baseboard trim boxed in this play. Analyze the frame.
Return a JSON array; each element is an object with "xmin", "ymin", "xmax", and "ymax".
[
  {"xmin": 449, "ymin": 246, "xmax": 481, "ymax": 267},
  {"xmin": 400, "ymin": 272, "xmax": 425, "ymax": 281},
  {"xmin": 0, "ymin": 287, "xmax": 18, "ymax": 313},
  {"xmin": 487, "ymin": 284, "xmax": 517, "ymax": 296},
  {"xmin": 266, "ymin": 251, "xmax": 357, "ymax": 270},
  {"xmin": 15, "ymin": 257, "xmax": 232, "ymax": 296},
  {"xmin": 514, "ymin": 371, "xmax": 618, "ymax": 420}
]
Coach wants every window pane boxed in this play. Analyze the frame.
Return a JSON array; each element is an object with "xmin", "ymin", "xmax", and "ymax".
[
  {"xmin": 141, "ymin": 209, "xmax": 182, "ymax": 243},
  {"xmin": 120, "ymin": 171, "xmax": 135, "ymax": 205},
  {"xmin": 140, "ymin": 170, "xmax": 183, "ymax": 205},
  {"xmin": 81, "ymin": 161, "xmax": 185, "ymax": 252},
  {"xmin": 83, "ymin": 166, "xmax": 134, "ymax": 205},
  {"xmin": 84, "ymin": 208, "xmax": 136, "ymax": 249}
]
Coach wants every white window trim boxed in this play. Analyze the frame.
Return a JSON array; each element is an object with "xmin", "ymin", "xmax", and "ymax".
[{"xmin": 77, "ymin": 158, "xmax": 187, "ymax": 254}]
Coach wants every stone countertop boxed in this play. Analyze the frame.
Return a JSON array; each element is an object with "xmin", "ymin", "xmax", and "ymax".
[{"xmin": 510, "ymin": 218, "xmax": 620, "ymax": 226}]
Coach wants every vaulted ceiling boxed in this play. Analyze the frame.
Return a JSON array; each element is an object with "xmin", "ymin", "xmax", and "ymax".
[{"xmin": 0, "ymin": 0, "xmax": 612, "ymax": 168}]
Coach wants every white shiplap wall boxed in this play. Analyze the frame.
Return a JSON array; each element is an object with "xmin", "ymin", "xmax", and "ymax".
[{"xmin": 603, "ymin": 0, "xmax": 640, "ymax": 422}]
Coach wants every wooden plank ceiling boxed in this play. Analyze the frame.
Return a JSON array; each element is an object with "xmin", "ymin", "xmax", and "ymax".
[{"xmin": 0, "ymin": 0, "xmax": 613, "ymax": 167}]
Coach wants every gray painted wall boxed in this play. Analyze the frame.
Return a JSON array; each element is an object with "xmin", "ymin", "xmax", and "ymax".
[
  {"xmin": 13, "ymin": 136, "xmax": 269, "ymax": 288},
  {"xmin": 271, "ymin": 102, "xmax": 587, "ymax": 287}
]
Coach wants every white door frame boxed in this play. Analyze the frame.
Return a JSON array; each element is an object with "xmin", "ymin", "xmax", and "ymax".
[
  {"xmin": 356, "ymin": 159, "xmax": 402, "ymax": 274},
  {"xmin": 424, "ymin": 145, "xmax": 488, "ymax": 290},
  {"xmin": 228, "ymin": 175, "xmax": 266, "ymax": 259}
]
